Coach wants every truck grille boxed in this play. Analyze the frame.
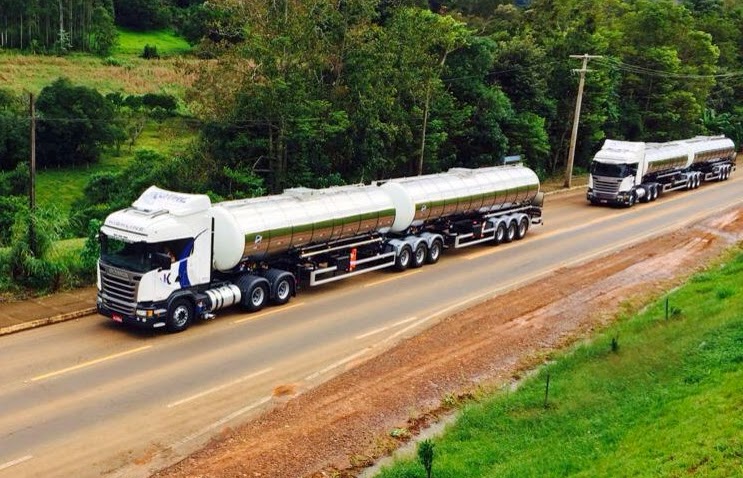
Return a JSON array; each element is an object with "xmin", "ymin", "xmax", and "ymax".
[
  {"xmin": 99, "ymin": 264, "xmax": 142, "ymax": 315},
  {"xmin": 592, "ymin": 176, "xmax": 621, "ymax": 197}
]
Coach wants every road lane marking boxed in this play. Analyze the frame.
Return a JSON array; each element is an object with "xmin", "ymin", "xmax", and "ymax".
[
  {"xmin": 305, "ymin": 349, "xmax": 370, "ymax": 381},
  {"xmin": 30, "ymin": 346, "xmax": 152, "ymax": 382},
  {"xmin": 167, "ymin": 368, "xmax": 273, "ymax": 408},
  {"xmin": 233, "ymin": 302, "xmax": 305, "ymax": 324},
  {"xmin": 172, "ymin": 396, "xmax": 272, "ymax": 447},
  {"xmin": 355, "ymin": 316, "xmax": 419, "ymax": 340},
  {"xmin": 0, "ymin": 455, "xmax": 32, "ymax": 471},
  {"xmin": 363, "ymin": 270, "xmax": 421, "ymax": 288}
]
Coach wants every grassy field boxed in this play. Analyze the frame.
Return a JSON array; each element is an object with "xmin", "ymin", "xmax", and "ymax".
[
  {"xmin": 377, "ymin": 248, "xmax": 743, "ymax": 477},
  {"xmin": 114, "ymin": 28, "xmax": 193, "ymax": 57},
  {"xmin": 0, "ymin": 29, "xmax": 194, "ymax": 96},
  {"xmin": 36, "ymin": 117, "xmax": 198, "ymax": 214}
]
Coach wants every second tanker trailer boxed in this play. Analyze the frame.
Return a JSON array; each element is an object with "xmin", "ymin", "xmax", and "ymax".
[{"xmin": 96, "ymin": 164, "xmax": 544, "ymax": 332}]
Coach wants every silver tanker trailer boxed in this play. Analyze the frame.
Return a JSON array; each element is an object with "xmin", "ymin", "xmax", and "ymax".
[
  {"xmin": 587, "ymin": 135, "xmax": 736, "ymax": 207},
  {"xmin": 96, "ymin": 164, "xmax": 544, "ymax": 332}
]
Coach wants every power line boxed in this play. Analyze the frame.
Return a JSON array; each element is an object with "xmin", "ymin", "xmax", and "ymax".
[{"xmin": 596, "ymin": 57, "xmax": 743, "ymax": 79}]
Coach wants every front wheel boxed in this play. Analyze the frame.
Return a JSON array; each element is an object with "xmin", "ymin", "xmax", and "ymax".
[
  {"xmin": 627, "ymin": 191, "xmax": 636, "ymax": 208},
  {"xmin": 167, "ymin": 298, "xmax": 193, "ymax": 333}
]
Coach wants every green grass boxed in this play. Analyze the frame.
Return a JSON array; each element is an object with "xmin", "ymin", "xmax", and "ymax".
[
  {"xmin": 36, "ymin": 117, "xmax": 198, "ymax": 215},
  {"xmin": 377, "ymin": 248, "xmax": 743, "ymax": 478},
  {"xmin": 114, "ymin": 28, "xmax": 192, "ymax": 57}
]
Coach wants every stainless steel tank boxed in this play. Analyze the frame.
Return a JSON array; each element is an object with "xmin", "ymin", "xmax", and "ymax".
[
  {"xmin": 381, "ymin": 165, "xmax": 540, "ymax": 232},
  {"xmin": 211, "ymin": 185, "xmax": 396, "ymax": 271}
]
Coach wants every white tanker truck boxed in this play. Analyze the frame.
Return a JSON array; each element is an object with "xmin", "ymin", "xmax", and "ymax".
[
  {"xmin": 96, "ymin": 164, "xmax": 544, "ymax": 332},
  {"xmin": 587, "ymin": 135, "xmax": 736, "ymax": 207}
]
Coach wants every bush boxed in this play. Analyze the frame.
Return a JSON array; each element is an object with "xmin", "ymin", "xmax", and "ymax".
[
  {"xmin": 103, "ymin": 56, "xmax": 123, "ymax": 67},
  {"xmin": 141, "ymin": 44, "xmax": 160, "ymax": 59},
  {"xmin": 141, "ymin": 93, "xmax": 178, "ymax": 113}
]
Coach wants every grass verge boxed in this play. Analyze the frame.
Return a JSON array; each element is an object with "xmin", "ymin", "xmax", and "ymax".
[{"xmin": 377, "ymin": 247, "xmax": 743, "ymax": 478}]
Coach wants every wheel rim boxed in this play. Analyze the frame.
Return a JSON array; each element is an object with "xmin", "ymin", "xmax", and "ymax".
[
  {"xmin": 415, "ymin": 246, "xmax": 426, "ymax": 264},
  {"xmin": 496, "ymin": 225, "xmax": 505, "ymax": 242},
  {"xmin": 251, "ymin": 286, "xmax": 265, "ymax": 307},
  {"xmin": 276, "ymin": 279, "xmax": 290, "ymax": 301},
  {"xmin": 172, "ymin": 304, "xmax": 189, "ymax": 328},
  {"xmin": 518, "ymin": 220, "xmax": 528, "ymax": 237},
  {"xmin": 507, "ymin": 224, "xmax": 516, "ymax": 240},
  {"xmin": 429, "ymin": 242, "xmax": 441, "ymax": 261},
  {"xmin": 399, "ymin": 249, "xmax": 410, "ymax": 267}
]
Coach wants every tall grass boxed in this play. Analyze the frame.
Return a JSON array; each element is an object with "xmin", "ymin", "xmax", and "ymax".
[{"xmin": 377, "ymin": 248, "xmax": 743, "ymax": 478}]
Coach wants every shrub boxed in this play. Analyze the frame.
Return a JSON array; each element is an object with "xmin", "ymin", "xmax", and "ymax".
[
  {"xmin": 141, "ymin": 93, "xmax": 178, "ymax": 112},
  {"xmin": 103, "ymin": 56, "xmax": 122, "ymax": 67},
  {"xmin": 141, "ymin": 44, "xmax": 160, "ymax": 59}
]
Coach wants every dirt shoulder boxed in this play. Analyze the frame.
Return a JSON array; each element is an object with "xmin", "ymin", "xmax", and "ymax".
[{"xmin": 154, "ymin": 206, "xmax": 743, "ymax": 478}]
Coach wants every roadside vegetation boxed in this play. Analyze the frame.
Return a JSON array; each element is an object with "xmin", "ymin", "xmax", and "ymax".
[
  {"xmin": 1, "ymin": 0, "xmax": 742, "ymax": 295},
  {"xmin": 377, "ymin": 247, "xmax": 743, "ymax": 478}
]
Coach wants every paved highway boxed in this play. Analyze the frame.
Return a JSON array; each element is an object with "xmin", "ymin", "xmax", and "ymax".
[{"xmin": 1, "ymin": 175, "xmax": 742, "ymax": 478}]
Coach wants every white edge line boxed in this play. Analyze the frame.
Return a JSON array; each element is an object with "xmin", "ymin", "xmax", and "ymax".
[
  {"xmin": 304, "ymin": 348, "xmax": 370, "ymax": 381},
  {"xmin": 167, "ymin": 367, "xmax": 274, "ymax": 408},
  {"xmin": 0, "ymin": 455, "xmax": 33, "ymax": 471},
  {"xmin": 172, "ymin": 396, "xmax": 272, "ymax": 447},
  {"xmin": 355, "ymin": 316, "xmax": 419, "ymax": 340}
]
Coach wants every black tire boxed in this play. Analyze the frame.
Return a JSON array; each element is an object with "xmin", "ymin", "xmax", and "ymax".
[
  {"xmin": 651, "ymin": 184, "xmax": 659, "ymax": 201},
  {"xmin": 264, "ymin": 269, "xmax": 294, "ymax": 305},
  {"xmin": 627, "ymin": 191, "xmax": 636, "ymax": 208},
  {"xmin": 272, "ymin": 276, "xmax": 293, "ymax": 305},
  {"xmin": 504, "ymin": 221, "xmax": 517, "ymax": 243},
  {"xmin": 394, "ymin": 245, "xmax": 412, "ymax": 271},
  {"xmin": 639, "ymin": 186, "xmax": 650, "ymax": 203},
  {"xmin": 167, "ymin": 298, "xmax": 193, "ymax": 333},
  {"xmin": 493, "ymin": 222, "xmax": 507, "ymax": 245},
  {"xmin": 237, "ymin": 277, "xmax": 269, "ymax": 312},
  {"xmin": 411, "ymin": 242, "xmax": 427, "ymax": 268},
  {"xmin": 426, "ymin": 239, "xmax": 443, "ymax": 264},
  {"xmin": 515, "ymin": 217, "xmax": 529, "ymax": 240}
]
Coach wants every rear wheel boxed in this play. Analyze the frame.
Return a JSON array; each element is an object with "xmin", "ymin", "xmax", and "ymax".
[
  {"xmin": 167, "ymin": 298, "xmax": 193, "ymax": 333},
  {"xmin": 515, "ymin": 217, "xmax": 529, "ymax": 240},
  {"xmin": 243, "ymin": 281, "xmax": 268, "ymax": 312},
  {"xmin": 411, "ymin": 242, "xmax": 427, "ymax": 268},
  {"xmin": 426, "ymin": 239, "xmax": 443, "ymax": 264},
  {"xmin": 394, "ymin": 245, "xmax": 412, "ymax": 271},
  {"xmin": 272, "ymin": 276, "xmax": 293, "ymax": 305},
  {"xmin": 493, "ymin": 222, "xmax": 507, "ymax": 245},
  {"xmin": 504, "ymin": 221, "xmax": 517, "ymax": 243}
]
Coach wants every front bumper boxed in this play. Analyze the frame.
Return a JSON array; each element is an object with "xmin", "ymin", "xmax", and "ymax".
[{"xmin": 97, "ymin": 294, "xmax": 168, "ymax": 329}]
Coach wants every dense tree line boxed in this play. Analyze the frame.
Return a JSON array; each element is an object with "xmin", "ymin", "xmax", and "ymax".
[
  {"xmin": 181, "ymin": 0, "xmax": 742, "ymax": 194},
  {"xmin": 0, "ymin": 0, "xmax": 116, "ymax": 54}
]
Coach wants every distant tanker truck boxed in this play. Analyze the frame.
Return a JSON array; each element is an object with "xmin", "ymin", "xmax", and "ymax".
[
  {"xmin": 96, "ymin": 165, "xmax": 544, "ymax": 332},
  {"xmin": 587, "ymin": 135, "xmax": 736, "ymax": 207}
]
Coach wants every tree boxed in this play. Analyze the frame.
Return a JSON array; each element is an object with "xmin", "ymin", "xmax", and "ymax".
[
  {"xmin": 89, "ymin": 5, "xmax": 117, "ymax": 56},
  {"xmin": 36, "ymin": 78, "xmax": 120, "ymax": 167},
  {"xmin": 417, "ymin": 439, "xmax": 435, "ymax": 478}
]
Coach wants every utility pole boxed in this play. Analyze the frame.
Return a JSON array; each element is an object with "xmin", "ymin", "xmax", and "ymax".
[
  {"xmin": 29, "ymin": 92, "xmax": 37, "ymax": 256},
  {"xmin": 564, "ymin": 54, "xmax": 602, "ymax": 188}
]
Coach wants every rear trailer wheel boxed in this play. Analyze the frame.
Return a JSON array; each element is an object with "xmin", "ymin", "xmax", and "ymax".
[
  {"xmin": 167, "ymin": 298, "xmax": 193, "ymax": 333},
  {"xmin": 394, "ymin": 245, "xmax": 412, "ymax": 271},
  {"xmin": 272, "ymin": 276, "xmax": 293, "ymax": 305},
  {"xmin": 493, "ymin": 222, "xmax": 507, "ymax": 245},
  {"xmin": 515, "ymin": 217, "xmax": 529, "ymax": 240},
  {"xmin": 504, "ymin": 221, "xmax": 517, "ymax": 243},
  {"xmin": 426, "ymin": 239, "xmax": 443, "ymax": 264},
  {"xmin": 411, "ymin": 242, "xmax": 427, "ymax": 268}
]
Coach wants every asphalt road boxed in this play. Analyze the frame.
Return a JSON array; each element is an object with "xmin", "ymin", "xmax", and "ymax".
[{"xmin": 1, "ymin": 174, "xmax": 742, "ymax": 478}]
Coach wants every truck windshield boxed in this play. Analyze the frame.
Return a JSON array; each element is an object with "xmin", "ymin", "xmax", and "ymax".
[
  {"xmin": 100, "ymin": 234, "xmax": 155, "ymax": 273},
  {"xmin": 590, "ymin": 161, "xmax": 636, "ymax": 178}
]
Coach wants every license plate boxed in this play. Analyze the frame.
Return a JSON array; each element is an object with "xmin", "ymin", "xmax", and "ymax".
[{"xmin": 112, "ymin": 314, "xmax": 123, "ymax": 323}]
